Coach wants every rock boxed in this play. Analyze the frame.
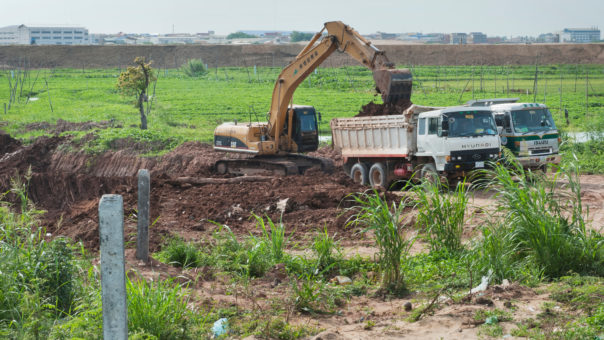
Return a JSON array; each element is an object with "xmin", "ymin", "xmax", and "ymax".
[
  {"xmin": 330, "ymin": 275, "xmax": 352, "ymax": 285},
  {"xmin": 404, "ymin": 301, "xmax": 412, "ymax": 311}
]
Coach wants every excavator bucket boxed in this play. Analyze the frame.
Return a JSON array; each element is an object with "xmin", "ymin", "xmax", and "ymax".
[{"xmin": 372, "ymin": 69, "xmax": 413, "ymax": 104}]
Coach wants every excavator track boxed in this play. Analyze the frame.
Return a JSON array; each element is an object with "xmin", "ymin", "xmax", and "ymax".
[{"xmin": 215, "ymin": 155, "xmax": 334, "ymax": 177}]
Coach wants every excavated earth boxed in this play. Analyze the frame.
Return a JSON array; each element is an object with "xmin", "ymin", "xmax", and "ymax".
[
  {"xmin": 355, "ymin": 98, "xmax": 413, "ymax": 117},
  {"xmin": 0, "ymin": 133, "xmax": 366, "ymax": 252}
]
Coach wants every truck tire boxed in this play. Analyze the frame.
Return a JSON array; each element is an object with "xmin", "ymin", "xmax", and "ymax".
[
  {"xmin": 350, "ymin": 163, "xmax": 369, "ymax": 186},
  {"xmin": 420, "ymin": 163, "xmax": 438, "ymax": 184},
  {"xmin": 369, "ymin": 163, "xmax": 388, "ymax": 189}
]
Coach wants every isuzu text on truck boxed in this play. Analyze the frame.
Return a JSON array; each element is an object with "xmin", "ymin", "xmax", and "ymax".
[{"xmin": 331, "ymin": 105, "xmax": 501, "ymax": 188}]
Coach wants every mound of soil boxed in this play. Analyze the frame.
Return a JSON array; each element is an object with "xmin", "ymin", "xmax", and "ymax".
[
  {"xmin": 0, "ymin": 133, "xmax": 21, "ymax": 154},
  {"xmin": 355, "ymin": 99, "xmax": 412, "ymax": 117},
  {"xmin": 0, "ymin": 134, "xmax": 363, "ymax": 251}
]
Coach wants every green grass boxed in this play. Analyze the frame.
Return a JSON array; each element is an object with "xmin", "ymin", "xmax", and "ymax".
[{"xmin": 1, "ymin": 65, "xmax": 602, "ymax": 157}]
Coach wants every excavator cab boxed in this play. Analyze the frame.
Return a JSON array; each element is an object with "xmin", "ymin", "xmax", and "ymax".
[{"xmin": 284, "ymin": 105, "xmax": 319, "ymax": 152}]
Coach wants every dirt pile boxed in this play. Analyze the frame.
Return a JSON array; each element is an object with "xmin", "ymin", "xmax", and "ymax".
[
  {"xmin": 0, "ymin": 135, "xmax": 363, "ymax": 251},
  {"xmin": 24, "ymin": 119, "xmax": 115, "ymax": 135},
  {"xmin": 0, "ymin": 133, "xmax": 21, "ymax": 154},
  {"xmin": 355, "ymin": 98, "xmax": 412, "ymax": 117}
]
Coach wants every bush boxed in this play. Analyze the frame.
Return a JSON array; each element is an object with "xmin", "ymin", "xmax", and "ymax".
[{"xmin": 180, "ymin": 59, "xmax": 208, "ymax": 77}]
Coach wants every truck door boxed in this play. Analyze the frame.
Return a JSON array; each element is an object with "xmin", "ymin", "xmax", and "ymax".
[{"xmin": 417, "ymin": 117, "xmax": 446, "ymax": 169}]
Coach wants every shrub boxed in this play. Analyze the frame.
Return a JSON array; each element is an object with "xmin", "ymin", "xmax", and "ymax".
[{"xmin": 180, "ymin": 59, "xmax": 208, "ymax": 77}]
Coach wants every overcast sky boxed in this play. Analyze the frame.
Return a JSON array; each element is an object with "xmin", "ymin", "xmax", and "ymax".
[{"xmin": 3, "ymin": 0, "xmax": 603, "ymax": 37}]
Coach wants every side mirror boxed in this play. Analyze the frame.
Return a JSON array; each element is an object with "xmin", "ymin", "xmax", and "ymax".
[
  {"xmin": 317, "ymin": 112, "xmax": 322, "ymax": 122},
  {"xmin": 504, "ymin": 115, "xmax": 511, "ymax": 129}
]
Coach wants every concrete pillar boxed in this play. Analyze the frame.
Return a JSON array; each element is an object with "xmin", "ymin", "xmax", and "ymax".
[
  {"xmin": 99, "ymin": 194, "xmax": 128, "ymax": 340},
  {"xmin": 136, "ymin": 169, "xmax": 150, "ymax": 262}
]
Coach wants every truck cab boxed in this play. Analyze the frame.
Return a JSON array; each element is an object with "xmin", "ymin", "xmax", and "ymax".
[
  {"xmin": 489, "ymin": 102, "xmax": 560, "ymax": 169},
  {"xmin": 415, "ymin": 106, "xmax": 501, "ymax": 176}
]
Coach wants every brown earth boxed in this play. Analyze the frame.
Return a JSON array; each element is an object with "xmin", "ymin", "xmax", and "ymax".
[
  {"xmin": 0, "ymin": 133, "xmax": 366, "ymax": 251},
  {"xmin": 0, "ymin": 43, "xmax": 602, "ymax": 69},
  {"xmin": 355, "ymin": 98, "xmax": 413, "ymax": 117}
]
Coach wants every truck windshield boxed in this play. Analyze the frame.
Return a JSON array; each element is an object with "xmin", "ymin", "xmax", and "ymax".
[
  {"xmin": 511, "ymin": 109, "xmax": 556, "ymax": 133},
  {"xmin": 445, "ymin": 111, "xmax": 497, "ymax": 137}
]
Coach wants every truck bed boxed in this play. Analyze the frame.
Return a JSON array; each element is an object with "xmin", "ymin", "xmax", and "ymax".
[{"xmin": 330, "ymin": 115, "xmax": 415, "ymax": 159}]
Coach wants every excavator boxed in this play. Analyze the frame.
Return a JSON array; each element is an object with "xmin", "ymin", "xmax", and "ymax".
[{"xmin": 213, "ymin": 21, "xmax": 413, "ymax": 175}]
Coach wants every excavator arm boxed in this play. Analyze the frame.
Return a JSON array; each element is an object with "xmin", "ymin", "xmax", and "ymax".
[{"xmin": 267, "ymin": 21, "xmax": 412, "ymax": 141}]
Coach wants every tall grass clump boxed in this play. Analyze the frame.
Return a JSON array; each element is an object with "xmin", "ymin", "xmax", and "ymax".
[
  {"xmin": 127, "ymin": 276, "xmax": 206, "ymax": 338},
  {"xmin": 156, "ymin": 236, "xmax": 204, "ymax": 269},
  {"xmin": 312, "ymin": 227, "xmax": 341, "ymax": 274},
  {"xmin": 347, "ymin": 190, "xmax": 414, "ymax": 293},
  {"xmin": 180, "ymin": 59, "xmax": 208, "ymax": 77},
  {"xmin": 253, "ymin": 213, "xmax": 287, "ymax": 262},
  {"xmin": 414, "ymin": 178, "xmax": 469, "ymax": 253},
  {"xmin": 476, "ymin": 153, "xmax": 603, "ymax": 279}
]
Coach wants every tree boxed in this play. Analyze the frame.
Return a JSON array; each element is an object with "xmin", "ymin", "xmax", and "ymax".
[
  {"xmin": 290, "ymin": 31, "xmax": 314, "ymax": 42},
  {"xmin": 117, "ymin": 57, "xmax": 156, "ymax": 130},
  {"xmin": 227, "ymin": 31, "xmax": 256, "ymax": 39}
]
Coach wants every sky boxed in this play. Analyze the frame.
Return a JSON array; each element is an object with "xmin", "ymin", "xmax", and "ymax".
[{"xmin": 2, "ymin": 0, "xmax": 603, "ymax": 37}]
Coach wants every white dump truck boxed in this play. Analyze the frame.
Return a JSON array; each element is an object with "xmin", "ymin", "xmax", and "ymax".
[
  {"xmin": 331, "ymin": 104, "xmax": 501, "ymax": 188},
  {"xmin": 467, "ymin": 98, "xmax": 561, "ymax": 169}
]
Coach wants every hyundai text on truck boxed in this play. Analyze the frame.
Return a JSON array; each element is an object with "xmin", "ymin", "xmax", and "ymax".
[{"xmin": 331, "ymin": 105, "xmax": 501, "ymax": 188}]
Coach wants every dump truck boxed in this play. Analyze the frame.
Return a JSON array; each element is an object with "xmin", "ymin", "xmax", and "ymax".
[
  {"xmin": 467, "ymin": 98, "xmax": 561, "ymax": 169},
  {"xmin": 331, "ymin": 105, "xmax": 501, "ymax": 188}
]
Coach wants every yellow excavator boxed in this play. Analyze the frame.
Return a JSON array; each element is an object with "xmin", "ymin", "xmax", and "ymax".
[{"xmin": 213, "ymin": 21, "xmax": 412, "ymax": 175}]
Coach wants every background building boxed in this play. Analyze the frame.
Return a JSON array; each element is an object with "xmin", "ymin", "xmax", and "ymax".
[
  {"xmin": 0, "ymin": 25, "xmax": 90, "ymax": 45},
  {"xmin": 450, "ymin": 33, "xmax": 467, "ymax": 44},
  {"xmin": 559, "ymin": 27, "xmax": 600, "ymax": 43}
]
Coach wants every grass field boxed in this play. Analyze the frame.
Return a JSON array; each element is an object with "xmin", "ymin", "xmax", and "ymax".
[{"xmin": 1, "ymin": 64, "xmax": 603, "ymax": 152}]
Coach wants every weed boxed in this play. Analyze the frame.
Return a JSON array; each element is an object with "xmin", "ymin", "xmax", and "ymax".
[
  {"xmin": 127, "ymin": 276, "xmax": 207, "ymax": 339},
  {"xmin": 312, "ymin": 227, "xmax": 341, "ymax": 274},
  {"xmin": 475, "ymin": 155, "xmax": 603, "ymax": 279},
  {"xmin": 180, "ymin": 59, "xmax": 208, "ymax": 77},
  {"xmin": 414, "ymin": 178, "xmax": 469, "ymax": 253},
  {"xmin": 347, "ymin": 190, "xmax": 414, "ymax": 293},
  {"xmin": 253, "ymin": 213, "xmax": 287, "ymax": 263},
  {"xmin": 155, "ymin": 236, "xmax": 205, "ymax": 269}
]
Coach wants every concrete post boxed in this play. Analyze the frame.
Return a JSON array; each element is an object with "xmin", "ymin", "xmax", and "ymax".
[
  {"xmin": 136, "ymin": 169, "xmax": 150, "ymax": 262},
  {"xmin": 99, "ymin": 194, "xmax": 128, "ymax": 340}
]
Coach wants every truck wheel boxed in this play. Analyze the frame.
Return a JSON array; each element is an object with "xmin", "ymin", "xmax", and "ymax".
[
  {"xmin": 420, "ymin": 163, "xmax": 438, "ymax": 184},
  {"xmin": 350, "ymin": 163, "xmax": 369, "ymax": 186},
  {"xmin": 369, "ymin": 163, "xmax": 388, "ymax": 189}
]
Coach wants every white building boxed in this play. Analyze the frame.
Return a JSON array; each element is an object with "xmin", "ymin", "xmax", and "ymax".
[
  {"xmin": 560, "ymin": 28, "xmax": 600, "ymax": 43},
  {"xmin": 0, "ymin": 25, "xmax": 91, "ymax": 45}
]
